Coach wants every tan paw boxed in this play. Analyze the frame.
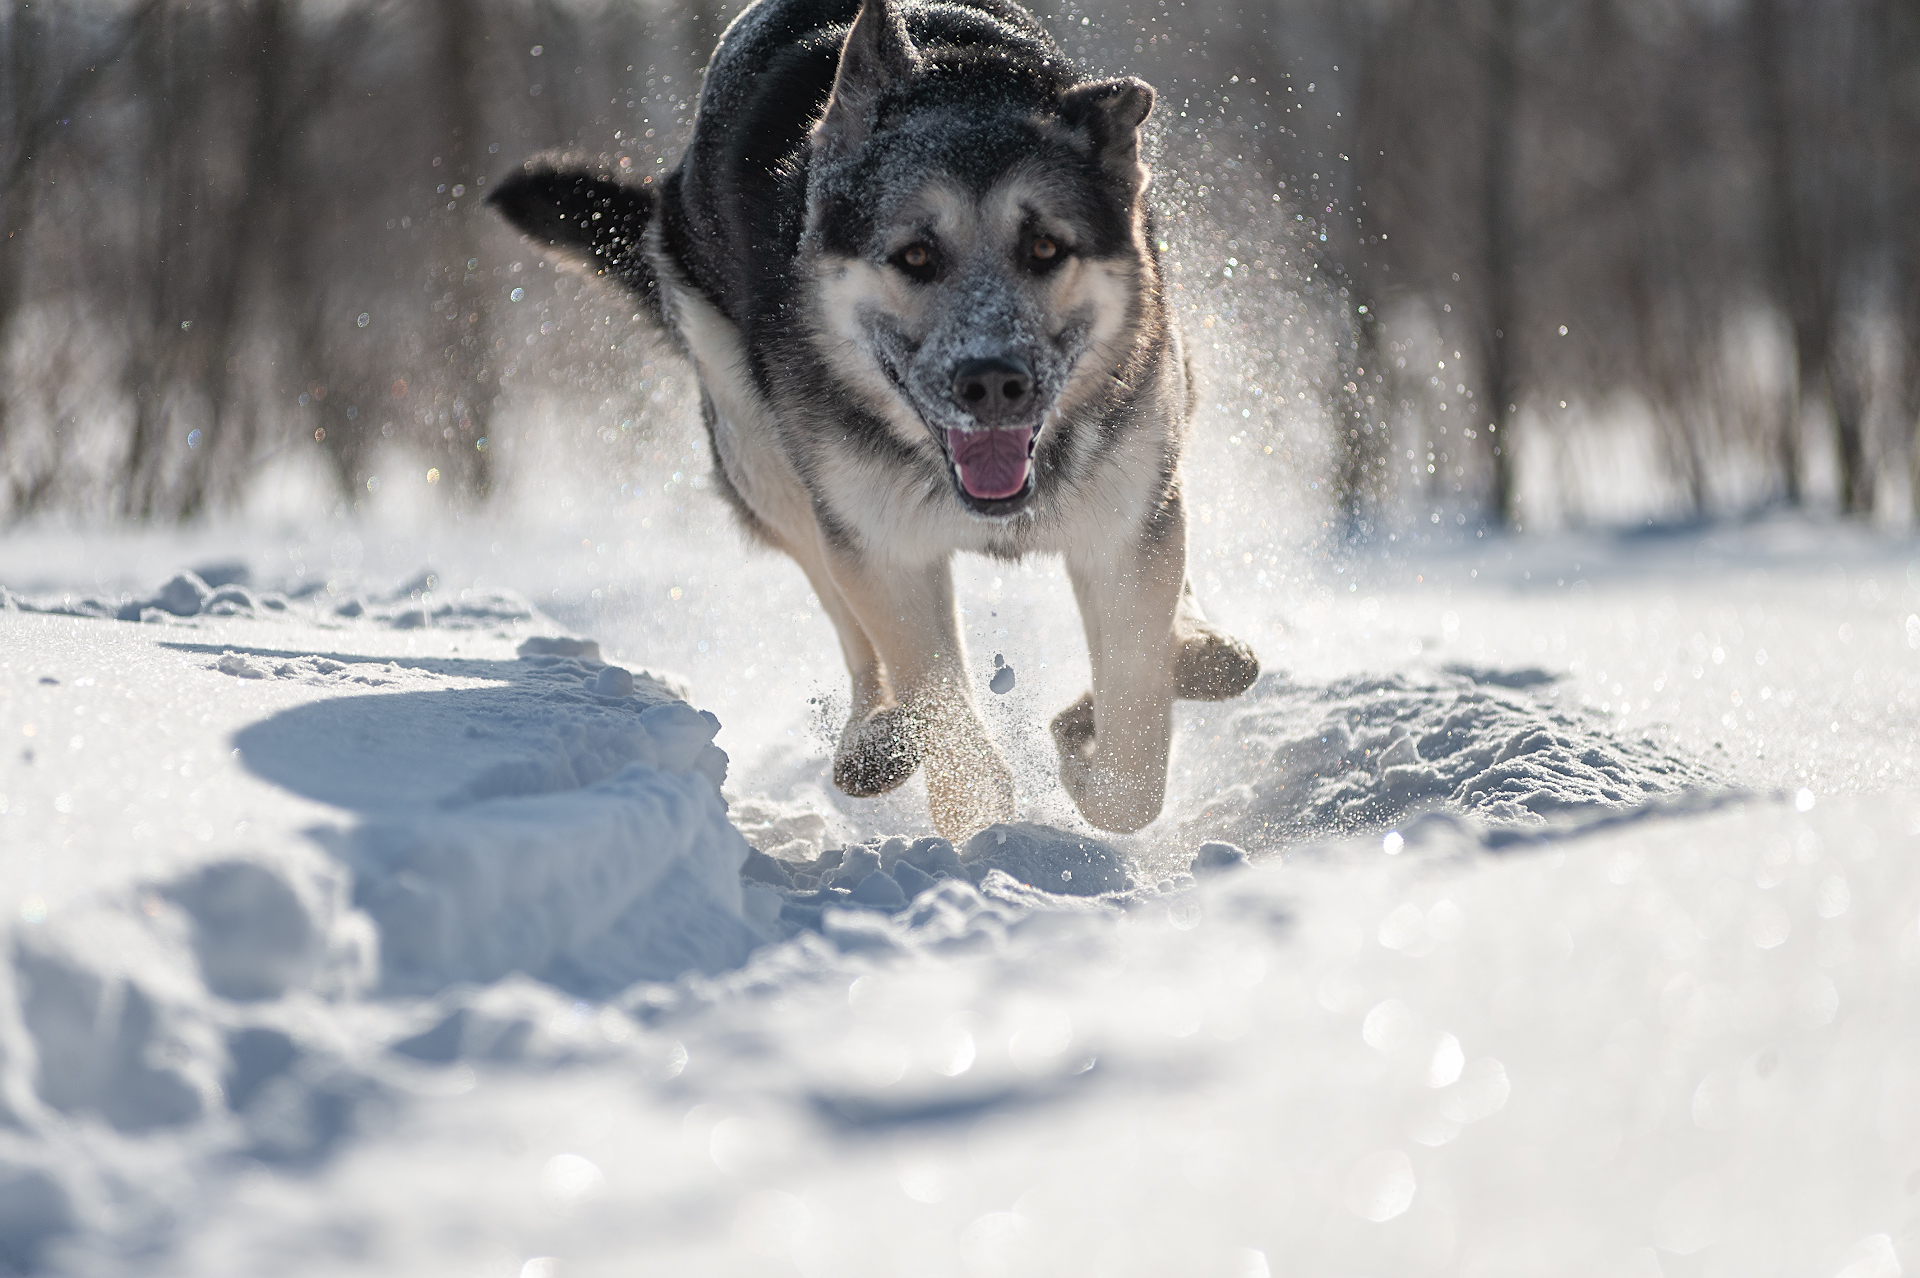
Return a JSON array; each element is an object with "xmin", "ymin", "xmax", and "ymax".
[
  {"xmin": 832, "ymin": 704, "xmax": 920, "ymax": 797},
  {"xmin": 1059, "ymin": 754, "xmax": 1164, "ymax": 834},
  {"xmin": 1174, "ymin": 625, "xmax": 1259, "ymax": 701},
  {"xmin": 925, "ymin": 749, "xmax": 1016, "ymax": 841},
  {"xmin": 1050, "ymin": 692, "xmax": 1096, "ymax": 761}
]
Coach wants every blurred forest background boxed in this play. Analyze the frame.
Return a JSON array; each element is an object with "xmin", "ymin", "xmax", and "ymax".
[{"xmin": 0, "ymin": 0, "xmax": 1914, "ymax": 534}]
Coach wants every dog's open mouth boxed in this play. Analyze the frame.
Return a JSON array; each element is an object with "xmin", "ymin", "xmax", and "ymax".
[{"xmin": 946, "ymin": 426, "xmax": 1034, "ymax": 500}]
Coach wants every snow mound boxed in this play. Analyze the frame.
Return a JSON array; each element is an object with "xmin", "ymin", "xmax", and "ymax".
[
  {"xmin": 0, "ymin": 846, "xmax": 386, "ymax": 1265},
  {"xmin": 0, "ymin": 589, "xmax": 779, "ymax": 1267},
  {"xmin": 730, "ymin": 821, "xmax": 1135, "ymax": 947},
  {"xmin": 730, "ymin": 799, "xmax": 832, "ymax": 863},
  {"xmin": 638, "ymin": 873, "xmax": 1110, "ymax": 1025},
  {"xmin": 1175, "ymin": 668, "xmax": 1716, "ymax": 850},
  {"xmin": 961, "ymin": 822, "xmax": 1129, "ymax": 896},
  {"xmin": 217, "ymin": 639, "xmax": 753, "ymax": 995},
  {"xmin": 230, "ymin": 648, "xmax": 715, "ymax": 814},
  {"xmin": 0, "ymin": 564, "xmax": 534, "ymax": 630},
  {"xmin": 10, "ymin": 516, "xmax": 1918, "ymax": 1275},
  {"xmin": 342, "ymin": 759, "xmax": 761, "ymax": 998},
  {"xmin": 387, "ymin": 975, "xmax": 657, "ymax": 1068}
]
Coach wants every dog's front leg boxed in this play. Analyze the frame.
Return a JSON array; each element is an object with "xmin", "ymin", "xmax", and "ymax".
[
  {"xmin": 822, "ymin": 544, "xmax": 1016, "ymax": 839},
  {"xmin": 1059, "ymin": 504, "xmax": 1187, "ymax": 833}
]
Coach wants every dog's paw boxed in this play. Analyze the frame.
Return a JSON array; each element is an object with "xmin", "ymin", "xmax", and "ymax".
[
  {"xmin": 1173, "ymin": 626, "xmax": 1259, "ymax": 701},
  {"xmin": 1059, "ymin": 754, "xmax": 1164, "ymax": 834},
  {"xmin": 1050, "ymin": 692, "xmax": 1096, "ymax": 760},
  {"xmin": 833, "ymin": 705, "xmax": 920, "ymax": 797},
  {"xmin": 925, "ymin": 751, "xmax": 1016, "ymax": 841}
]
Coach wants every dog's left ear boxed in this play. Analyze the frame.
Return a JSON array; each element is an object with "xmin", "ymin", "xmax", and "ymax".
[
  {"xmin": 1060, "ymin": 77, "xmax": 1155, "ymax": 194},
  {"xmin": 814, "ymin": 0, "xmax": 919, "ymax": 155}
]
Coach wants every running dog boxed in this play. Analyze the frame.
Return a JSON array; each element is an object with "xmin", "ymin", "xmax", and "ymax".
[{"xmin": 490, "ymin": 0, "xmax": 1257, "ymax": 838}]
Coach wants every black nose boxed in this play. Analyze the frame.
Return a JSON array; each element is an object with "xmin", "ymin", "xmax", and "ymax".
[{"xmin": 951, "ymin": 357, "xmax": 1034, "ymax": 425}]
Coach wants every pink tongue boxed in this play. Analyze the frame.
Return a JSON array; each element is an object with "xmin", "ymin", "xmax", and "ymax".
[{"xmin": 947, "ymin": 427, "xmax": 1033, "ymax": 500}]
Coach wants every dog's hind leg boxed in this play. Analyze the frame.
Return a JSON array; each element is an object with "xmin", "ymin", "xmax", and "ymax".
[
  {"xmin": 1058, "ymin": 499, "xmax": 1188, "ymax": 834},
  {"xmin": 1049, "ymin": 690, "xmax": 1096, "ymax": 761},
  {"xmin": 821, "ymin": 547, "xmax": 1016, "ymax": 839},
  {"xmin": 1059, "ymin": 584, "xmax": 1255, "ymax": 750}
]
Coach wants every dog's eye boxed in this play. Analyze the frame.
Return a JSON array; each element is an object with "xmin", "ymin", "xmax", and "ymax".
[
  {"xmin": 893, "ymin": 242, "xmax": 937, "ymax": 281},
  {"xmin": 1025, "ymin": 235, "xmax": 1067, "ymax": 274}
]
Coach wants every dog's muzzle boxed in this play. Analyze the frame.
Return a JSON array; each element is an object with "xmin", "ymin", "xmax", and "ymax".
[{"xmin": 948, "ymin": 357, "xmax": 1036, "ymax": 501}]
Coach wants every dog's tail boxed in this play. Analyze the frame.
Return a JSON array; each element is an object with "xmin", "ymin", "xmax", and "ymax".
[{"xmin": 488, "ymin": 158, "xmax": 663, "ymax": 323}]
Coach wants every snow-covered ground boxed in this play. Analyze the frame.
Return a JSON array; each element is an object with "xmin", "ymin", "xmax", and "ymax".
[{"xmin": 2, "ymin": 496, "xmax": 1918, "ymax": 1276}]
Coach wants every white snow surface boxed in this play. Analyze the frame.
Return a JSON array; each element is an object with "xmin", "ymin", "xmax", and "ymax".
[{"xmin": 2, "ymin": 508, "xmax": 1919, "ymax": 1276}]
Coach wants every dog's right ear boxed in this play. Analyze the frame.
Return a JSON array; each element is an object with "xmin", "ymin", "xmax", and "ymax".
[
  {"xmin": 813, "ymin": 0, "xmax": 919, "ymax": 155},
  {"xmin": 1060, "ymin": 77, "xmax": 1155, "ymax": 197},
  {"xmin": 488, "ymin": 164, "xmax": 655, "ymax": 288}
]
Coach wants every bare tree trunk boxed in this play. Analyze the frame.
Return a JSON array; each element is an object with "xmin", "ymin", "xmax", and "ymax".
[
  {"xmin": 1887, "ymin": 0, "xmax": 1920, "ymax": 524},
  {"xmin": 1327, "ymin": 307, "xmax": 1386, "ymax": 540},
  {"xmin": 261, "ymin": 2, "xmax": 381, "ymax": 502},
  {"xmin": 1478, "ymin": 0, "xmax": 1520, "ymax": 525},
  {"xmin": 430, "ymin": 0, "xmax": 495, "ymax": 501},
  {"xmin": 1325, "ymin": 6, "xmax": 1393, "ymax": 540},
  {"xmin": 1826, "ymin": 0, "xmax": 1909, "ymax": 521},
  {"xmin": 1627, "ymin": 260, "xmax": 1710, "ymax": 514},
  {"xmin": 123, "ymin": 2, "xmax": 188, "ymax": 519},
  {"xmin": 178, "ymin": 0, "xmax": 299, "ymax": 517},
  {"xmin": 1753, "ymin": 0, "xmax": 1824, "ymax": 508},
  {"xmin": 1830, "ymin": 351, "xmax": 1872, "ymax": 516},
  {"xmin": 0, "ymin": 1, "xmax": 43, "ymax": 477},
  {"xmin": 1906, "ymin": 306, "xmax": 1920, "ymax": 525},
  {"xmin": 0, "ymin": 1, "xmax": 157, "ymax": 511}
]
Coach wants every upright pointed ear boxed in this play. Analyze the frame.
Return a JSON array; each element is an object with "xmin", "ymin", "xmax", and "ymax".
[
  {"xmin": 1060, "ymin": 77, "xmax": 1155, "ymax": 193},
  {"xmin": 813, "ymin": 0, "xmax": 919, "ymax": 154}
]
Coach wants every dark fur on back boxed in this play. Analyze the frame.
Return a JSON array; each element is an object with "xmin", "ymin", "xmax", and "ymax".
[{"xmin": 487, "ymin": 1, "xmax": 1077, "ymax": 336}]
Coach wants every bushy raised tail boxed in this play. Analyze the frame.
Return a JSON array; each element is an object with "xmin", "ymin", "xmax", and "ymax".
[{"xmin": 488, "ymin": 160, "xmax": 662, "ymax": 319}]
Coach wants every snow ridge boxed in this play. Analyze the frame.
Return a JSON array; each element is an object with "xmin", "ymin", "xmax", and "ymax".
[
  {"xmin": 1175, "ymin": 668, "xmax": 1717, "ymax": 849},
  {"xmin": 0, "ymin": 557, "xmax": 1760, "ymax": 1275},
  {"xmin": 2, "ymin": 565, "xmax": 535, "ymax": 631},
  {"xmin": 0, "ymin": 580, "xmax": 769, "ymax": 1270},
  {"xmin": 343, "ymin": 758, "xmax": 760, "ymax": 998}
]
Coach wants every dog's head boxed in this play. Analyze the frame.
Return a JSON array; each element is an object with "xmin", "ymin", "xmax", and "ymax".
[{"xmin": 802, "ymin": 0, "xmax": 1159, "ymax": 518}]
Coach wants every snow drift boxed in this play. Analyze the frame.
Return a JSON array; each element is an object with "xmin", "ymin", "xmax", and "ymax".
[
  {"xmin": 1173, "ymin": 667, "xmax": 1718, "ymax": 850},
  {"xmin": 1, "ymin": 518, "xmax": 1916, "ymax": 1276}
]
